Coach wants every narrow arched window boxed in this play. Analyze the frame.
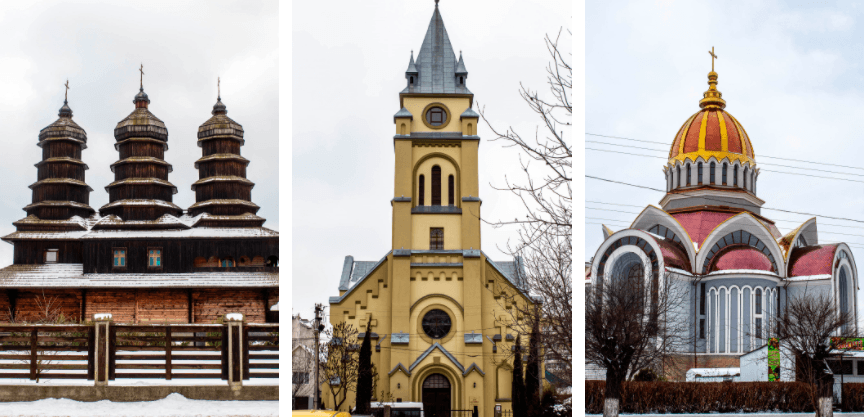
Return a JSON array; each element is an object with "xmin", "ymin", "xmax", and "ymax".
[
  {"xmin": 710, "ymin": 162, "xmax": 716, "ymax": 184},
  {"xmin": 418, "ymin": 175, "xmax": 425, "ymax": 206},
  {"xmin": 733, "ymin": 165, "xmax": 739, "ymax": 186},
  {"xmin": 448, "ymin": 175, "xmax": 454, "ymax": 205},
  {"xmin": 686, "ymin": 164, "xmax": 691, "ymax": 186},
  {"xmin": 697, "ymin": 162, "xmax": 703, "ymax": 184},
  {"xmin": 431, "ymin": 166, "xmax": 441, "ymax": 206},
  {"xmin": 410, "ymin": 76, "xmax": 414, "ymax": 84},
  {"xmin": 676, "ymin": 166, "xmax": 681, "ymax": 188},
  {"xmin": 722, "ymin": 163, "xmax": 728, "ymax": 185},
  {"xmin": 459, "ymin": 76, "xmax": 463, "ymax": 84}
]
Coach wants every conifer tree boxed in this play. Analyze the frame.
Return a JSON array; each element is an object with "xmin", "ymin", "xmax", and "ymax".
[
  {"xmin": 512, "ymin": 336, "xmax": 526, "ymax": 416},
  {"xmin": 525, "ymin": 314, "xmax": 542, "ymax": 416},
  {"xmin": 355, "ymin": 317, "xmax": 373, "ymax": 413}
]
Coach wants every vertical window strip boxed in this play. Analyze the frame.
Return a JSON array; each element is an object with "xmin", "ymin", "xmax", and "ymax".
[
  {"xmin": 448, "ymin": 175, "xmax": 454, "ymax": 206},
  {"xmin": 419, "ymin": 175, "xmax": 425, "ymax": 206},
  {"xmin": 431, "ymin": 166, "xmax": 441, "ymax": 206}
]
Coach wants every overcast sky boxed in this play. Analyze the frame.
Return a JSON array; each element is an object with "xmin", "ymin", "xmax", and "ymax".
[
  {"xmin": 586, "ymin": 1, "xmax": 864, "ymax": 323},
  {"xmin": 292, "ymin": 0, "xmax": 569, "ymax": 320},
  {"xmin": 0, "ymin": 0, "xmax": 279, "ymax": 268}
]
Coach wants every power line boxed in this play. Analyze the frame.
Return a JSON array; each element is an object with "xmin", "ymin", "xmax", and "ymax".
[
  {"xmin": 586, "ymin": 132, "xmax": 864, "ymax": 170},
  {"xmin": 586, "ymin": 148, "xmax": 864, "ymax": 183},
  {"xmin": 586, "ymin": 140, "xmax": 863, "ymax": 177},
  {"xmin": 585, "ymin": 175, "xmax": 864, "ymax": 223}
]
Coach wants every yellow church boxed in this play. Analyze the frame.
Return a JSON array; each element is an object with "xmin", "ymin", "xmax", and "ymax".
[{"xmin": 325, "ymin": 2, "xmax": 538, "ymax": 414}]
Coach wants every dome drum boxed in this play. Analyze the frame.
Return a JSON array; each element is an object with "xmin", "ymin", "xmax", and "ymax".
[
  {"xmin": 107, "ymin": 184, "xmax": 176, "ymax": 202},
  {"xmin": 37, "ymin": 163, "xmax": 86, "ymax": 182},
  {"xmin": 188, "ymin": 199, "xmax": 260, "ymax": 217},
  {"xmin": 194, "ymin": 185, "xmax": 253, "ymax": 203},
  {"xmin": 664, "ymin": 158, "xmax": 759, "ymax": 195},
  {"xmin": 117, "ymin": 140, "xmax": 167, "ymax": 160},
  {"xmin": 196, "ymin": 160, "xmax": 248, "ymax": 178}
]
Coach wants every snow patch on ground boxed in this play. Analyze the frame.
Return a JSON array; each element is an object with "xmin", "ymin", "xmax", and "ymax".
[{"xmin": 0, "ymin": 393, "xmax": 278, "ymax": 417}]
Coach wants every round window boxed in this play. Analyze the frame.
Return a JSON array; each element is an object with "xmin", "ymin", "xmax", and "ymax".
[
  {"xmin": 426, "ymin": 106, "xmax": 447, "ymax": 126},
  {"xmin": 421, "ymin": 309, "xmax": 451, "ymax": 339}
]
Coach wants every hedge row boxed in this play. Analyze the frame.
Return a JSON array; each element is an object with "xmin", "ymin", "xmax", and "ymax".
[{"xmin": 586, "ymin": 381, "xmax": 864, "ymax": 414}]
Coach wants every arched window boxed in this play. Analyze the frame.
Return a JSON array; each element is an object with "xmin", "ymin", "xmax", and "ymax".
[
  {"xmin": 755, "ymin": 288, "xmax": 763, "ymax": 340},
  {"xmin": 448, "ymin": 175, "xmax": 454, "ymax": 205},
  {"xmin": 221, "ymin": 257, "xmax": 235, "ymax": 268},
  {"xmin": 722, "ymin": 163, "xmax": 728, "ymax": 185},
  {"xmin": 431, "ymin": 166, "xmax": 441, "ymax": 206},
  {"xmin": 686, "ymin": 164, "xmax": 691, "ymax": 186},
  {"xmin": 710, "ymin": 162, "xmax": 716, "ymax": 184},
  {"xmin": 410, "ymin": 76, "xmax": 414, "ymax": 84},
  {"xmin": 733, "ymin": 165, "xmax": 739, "ymax": 186},
  {"xmin": 697, "ymin": 162, "xmax": 703, "ymax": 184},
  {"xmin": 840, "ymin": 268, "xmax": 849, "ymax": 333},
  {"xmin": 459, "ymin": 76, "xmax": 464, "ymax": 85},
  {"xmin": 194, "ymin": 257, "xmax": 206, "ymax": 267},
  {"xmin": 418, "ymin": 175, "xmax": 425, "ymax": 206},
  {"xmin": 676, "ymin": 166, "xmax": 681, "ymax": 188}
]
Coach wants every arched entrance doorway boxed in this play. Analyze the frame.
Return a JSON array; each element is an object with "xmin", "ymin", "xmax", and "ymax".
[{"xmin": 422, "ymin": 373, "xmax": 451, "ymax": 417}]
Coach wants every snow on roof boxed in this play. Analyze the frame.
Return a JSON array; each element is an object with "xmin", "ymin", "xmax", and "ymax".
[
  {"xmin": 705, "ymin": 269, "xmax": 780, "ymax": 277},
  {"xmin": 82, "ymin": 227, "xmax": 278, "ymax": 239},
  {"xmin": 686, "ymin": 367, "xmax": 740, "ymax": 377},
  {"xmin": 0, "ymin": 263, "xmax": 277, "ymax": 288},
  {"xmin": 786, "ymin": 274, "xmax": 832, "ymax": 282},
  {"xmin": 270, "ymin": 303, "xmax": 278, "ymax": 311}
]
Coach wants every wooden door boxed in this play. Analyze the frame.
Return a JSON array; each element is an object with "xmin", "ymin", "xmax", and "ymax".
[{"xmin": 422, "ymin": 373, "xmax": 451, "ymax": 417}]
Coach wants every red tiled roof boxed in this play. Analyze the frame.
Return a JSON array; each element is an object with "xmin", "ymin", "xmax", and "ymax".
[
  {"xmin": 670, "ymin": 210, "xmax": 737, "ymax": 247},
  {"xmin": 789, "ymin": 244, "xmax": 838, "ymax": 277},
  {"xmin": 651, "ymin": 236, "xmax": 691, "ymax": 272},
  {"xmin": 711, "ymin": 247, "xmax": 773, "ymax": 272}
]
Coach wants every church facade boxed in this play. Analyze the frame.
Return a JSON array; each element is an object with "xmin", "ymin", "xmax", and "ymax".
[
  {"xmin": 0, "ymin": 77, "xmax": 278, "ymax": 325},
  {"xmin": 586, "ymin": 60, "xmax": 859, "ymax": 379},
  {"xmin": 325, "ymin": 3, "xmax": 535, "ymax": 414}
]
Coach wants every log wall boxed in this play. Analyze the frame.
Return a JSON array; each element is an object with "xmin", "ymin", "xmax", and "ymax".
[{"xmin": 13, "ymin": 241, "xmax": 83, "ymax": 264}]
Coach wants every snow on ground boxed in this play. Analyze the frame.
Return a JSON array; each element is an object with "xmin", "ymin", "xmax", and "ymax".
[
  {"xmin": 0, "ymin": 393, "xmax": 278, "ymax": 417},
  {"xmin": 587, "ymin": 414, "xmax": 864, "ymax": 417}
]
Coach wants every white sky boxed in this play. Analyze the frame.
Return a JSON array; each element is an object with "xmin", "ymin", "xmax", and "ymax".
[
  {"xmin": 0, "ymin": 1, "xmax": 280, "ymax": 269},
  {"xmin": 292, "ymin": 0, "xmax": 569, "ymax": 320},
  {"xmin": 586, "ymin": 1, "xmax": 864, "ymax": 322}
]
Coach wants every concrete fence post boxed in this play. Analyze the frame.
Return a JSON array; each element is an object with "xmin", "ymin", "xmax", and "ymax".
[
  {"xmin": 224, "ymin": 313, "xmax": 244, "ymax": 390},
  {"xmin": 93, "ymin": 313, "xmax": 112, "ymax": 387}
]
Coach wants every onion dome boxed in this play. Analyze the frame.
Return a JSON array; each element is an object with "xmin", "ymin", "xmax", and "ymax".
[
  {"xmin": 100, "ymin": 84, "xmax": 182, "ymax": 221},
  {"xmin": 189, "ymin": 91, "xmax": 264, "ymax": 227},
  {"xmin": 26, "ymin": 98, "xmax": 95, "ymax": 220},
  {"xmin": 668, "ymin": 71, "xmax": 755, "ymax": 166}
]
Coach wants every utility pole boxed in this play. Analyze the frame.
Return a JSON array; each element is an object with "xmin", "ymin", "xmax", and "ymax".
[{"xmin": 314, "ymin": 304, "xmax": 324, "ymax": 410}]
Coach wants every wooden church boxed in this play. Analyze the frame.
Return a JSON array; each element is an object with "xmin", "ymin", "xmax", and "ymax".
[{"xmin": 0, "ymin": 78, "xmax": 279, "ymax": 324}]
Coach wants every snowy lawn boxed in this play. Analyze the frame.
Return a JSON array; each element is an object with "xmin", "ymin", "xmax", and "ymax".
[
  {"xmin": 587, "ymin": 414, "xmax": 864, "ymax": 417},
  {"xmin": 0, "ymin": 393, "xmax": 278, "ymax": 417}
]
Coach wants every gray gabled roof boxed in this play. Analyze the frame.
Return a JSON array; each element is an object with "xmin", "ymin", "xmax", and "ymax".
[
  {"xmin": 409, "ymin": 342, "xmax": 464, "ymax": 373},
  {"xmin": 402, "ymin": 4, "xmax": 470, "ymax": 95},
  {"xmin": 460, "ymin": 107, "xmax": 479, "ymax": 119}
]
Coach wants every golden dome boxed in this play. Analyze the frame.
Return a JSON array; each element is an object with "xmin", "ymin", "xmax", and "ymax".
[{"xmin": 668, "ymin": 70, "xmax": 755, "ymax": 166}]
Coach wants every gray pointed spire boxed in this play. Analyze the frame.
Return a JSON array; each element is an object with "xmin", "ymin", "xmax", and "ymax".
[
  {"xmin": 406, "ymin": 50, "xmax": 418, "ymax": 74},
  {"xmin": 409, "ymin": 3, "xmax": 469, "ymax": 94},
  {"xmin": 455, "ymin": 50, "xmax": 467, "ymax": 75}
]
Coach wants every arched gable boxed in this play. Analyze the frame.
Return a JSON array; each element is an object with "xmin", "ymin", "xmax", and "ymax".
[
  {"xmin": 780, "ymin": 218, "xmax": 817, "ymax": 269},
  {"xmin": 590, "ymin": 229, "xmax": 664, "ymax": 287},
  {"xmin": 696, "ymin": 212, "xmax": 786, "ymax": 277},
  {"xmin": 630, "ymin": 205, "xmax": 696, "ymax": 269}
]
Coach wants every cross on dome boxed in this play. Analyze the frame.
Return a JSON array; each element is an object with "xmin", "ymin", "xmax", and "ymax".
[
  {"xmin": 139, "ymin": 63, "xmax": 145, "ymax": 89},
  {"xmin": 64, "ymin": 79, "xmax": 70, "ymax": 101},
  {"xmin": 708, "ymin": 46, "xmax": 717, "ymax": 72}
]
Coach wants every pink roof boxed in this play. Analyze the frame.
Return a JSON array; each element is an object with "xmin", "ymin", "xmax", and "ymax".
[
  {"xmin": 789, "ymin": 244, "xmax": 838, "ymax": 277},
  {"xmin": 651, "ymin": 237, "xmax": 691, "ymax": 272},
  {"xmin": 712, "ymin": 247, "xmax": 773, "ymax": 272},
  {"xmin": 670, "ymin": 211, "xmax": 737, "ymax": 247}
]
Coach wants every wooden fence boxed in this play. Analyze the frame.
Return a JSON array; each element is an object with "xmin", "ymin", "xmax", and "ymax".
[{"xmin": 0, "ymin": 318, "xmax": 277, "ymax": 385}]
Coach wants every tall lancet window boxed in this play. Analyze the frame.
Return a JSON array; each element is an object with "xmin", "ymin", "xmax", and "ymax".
[
  {"xmin": 733, "ymin": 165, "xmax": 739, "ymax": 186},
  {"xmin": 743, "ymin": 167, "xmax": 750, "ymax": 191},
  {"xmin": 419, "ymin": 175, "xmax": 425, "ymax": 206},
  {"xmin": 431, "ymin": 166, "xmax": 442, "ymax": 205},
  {"xmin": 686, "ymin": 164, "xmax": 691, "ymax": 186},
  {"xmin": 448, "ymin": 175, "xmax": 455, "ymax": 205},
  {"xmin": 677, "ymin": 166, "xmax": 681, "ymax": 188},
  {"xmin": 710, "ymin": 162, "xmax": 716, "ymax": 184},
  {"xmin": 722, "ymin": 163, "xmax": 728, "ymax": 185},
  {"xmin": 697, "ymin": 162, "xmax": 703, "ymax": 184}
]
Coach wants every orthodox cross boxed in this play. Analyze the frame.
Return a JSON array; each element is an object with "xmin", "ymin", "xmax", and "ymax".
[
  {"xmin": 708, "ymin": 47, "xmax": 717, "ymax": 72},
  {"xmin": 139, "ymin": 63, "xmax": 144, "ymax": 88},
  {"xmin": 218, "ymin": 77, "xmax": 221, "ymax": 98},
  {"xmin": 64, "ymin": 79, "xmax": 69, "ymax": 101}
]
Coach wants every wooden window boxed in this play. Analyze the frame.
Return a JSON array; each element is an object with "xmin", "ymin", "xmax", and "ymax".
[
  {"xmin": 426, "ymin": 107, "xmax": 446, "ymax": 126},
  {"xmin": 430, "ymin": 228, "xmax": 444, "ymax": 250},
  {"xmin": 221, "ymin": 258, "xmax": 235, "ymax": 268},
  {"xmin": 431, "ymin": 166, "xmax": 441, "ymax": 205},
  {"xmin": 113, "ymin": 248, "xmax": 127, "ymax": 268},
  {"xmin": 448, "ymin": 175, "xmax": 454, "ymax": 206},
  {"xmin": 148, "ymin": 248, "xmax": 162, "ymax": 268},
  {"xmin": 418, "ymin": 175, "xmax": 425, "ymax": 206},
  {"xmin": 44, "ymin": 249, "xmax": 58, "ymax": 264}
]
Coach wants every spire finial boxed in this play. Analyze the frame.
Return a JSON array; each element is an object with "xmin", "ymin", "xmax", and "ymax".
[
  {"xmin": 708, "ymin": 46, "xmax": 717, "ymax": 72},
  {"xmin": 139, "ymin": 63, "xmax": 144, "ymax": 89},
  {"xmin": 699, "ymin": 47, "xmax": 726, "ymax": 110},
  {"xmin": 64, "ymin": 79, "xmax": 70, "ymax": 102},
  {"xmin": 435, "ymin": 0, "xmax": 439, "ymax": 6}
]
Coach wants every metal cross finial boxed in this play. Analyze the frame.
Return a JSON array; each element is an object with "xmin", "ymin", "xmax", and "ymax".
[
  {"xmin": 139, "ymin": 63, "xmax": 144, "ymax": 88},
  {"xmin": 64, "ymin": 79, "xmax": 70, "ymax": 101},
  {"xmin": 708, "ymin": 47, "xmax": 718, "ymax": 72},
  {"xmin": 218, "ymin": 76, "xmax": 221, "ymax": 98}
]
